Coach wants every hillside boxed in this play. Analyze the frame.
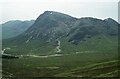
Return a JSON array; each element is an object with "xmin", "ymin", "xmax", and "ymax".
[
  {"xmin": 2, "ymin": 20, "xmax": 34, "ymax": 39},
  {"xmin": 2, "ymin": 11, "xmax": 119, "ymax": 55}
]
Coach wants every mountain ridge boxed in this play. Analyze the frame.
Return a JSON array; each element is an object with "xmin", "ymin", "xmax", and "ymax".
[{"xmin": 1, "ymin": 20, "xmax": 35, "ymax": 39}]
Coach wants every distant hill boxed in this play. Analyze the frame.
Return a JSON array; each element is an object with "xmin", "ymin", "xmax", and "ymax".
[
  {"xmin": 3, "ymin": 11, "xmax": 119, "ymax": 55},
  {"xmin": 2, "ymin": 20, "xmax": 35, "ymax": 39}
]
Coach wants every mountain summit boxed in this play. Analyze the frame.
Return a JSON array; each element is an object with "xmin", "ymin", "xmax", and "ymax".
[{"xmin": 3, "ymin": 11, "xmax": 119, "ymax": 55}]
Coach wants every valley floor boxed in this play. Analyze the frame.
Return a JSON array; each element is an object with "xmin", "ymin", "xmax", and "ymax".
[{"xmin": 2, "ymin": 52, "xmax": 119, "ymax": 78}]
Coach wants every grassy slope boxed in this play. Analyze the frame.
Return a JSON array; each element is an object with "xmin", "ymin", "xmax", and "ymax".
[
  {"xmin": 61, "ymin": 35, "xmax": 118, "ymax": 54},
  {"xmin": 3, "ymin": 34, "xmax": 118, "ymax": 55}
]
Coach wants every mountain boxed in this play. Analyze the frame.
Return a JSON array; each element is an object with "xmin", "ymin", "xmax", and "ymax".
[
  {"xmin": 1, "ymin": 20, "xmax": 35, "ymax": 39},
  {"xmin": 3, "ymin": 11, "xmax": 119, "ymax": 55}
]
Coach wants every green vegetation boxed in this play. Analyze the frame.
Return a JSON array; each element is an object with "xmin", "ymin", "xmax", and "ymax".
[
  {"xmin": 2, "ymin": 52, "xmax": 118, "ymax": 77},
  {"xmin": 2, "ymin": 11, "xmax": 119, "ymax": 78}
]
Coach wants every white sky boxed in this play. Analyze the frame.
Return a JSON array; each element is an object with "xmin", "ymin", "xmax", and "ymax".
[{"xmin": 0, "ymin": 0, "xmax": 119, "ymax": 23}]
